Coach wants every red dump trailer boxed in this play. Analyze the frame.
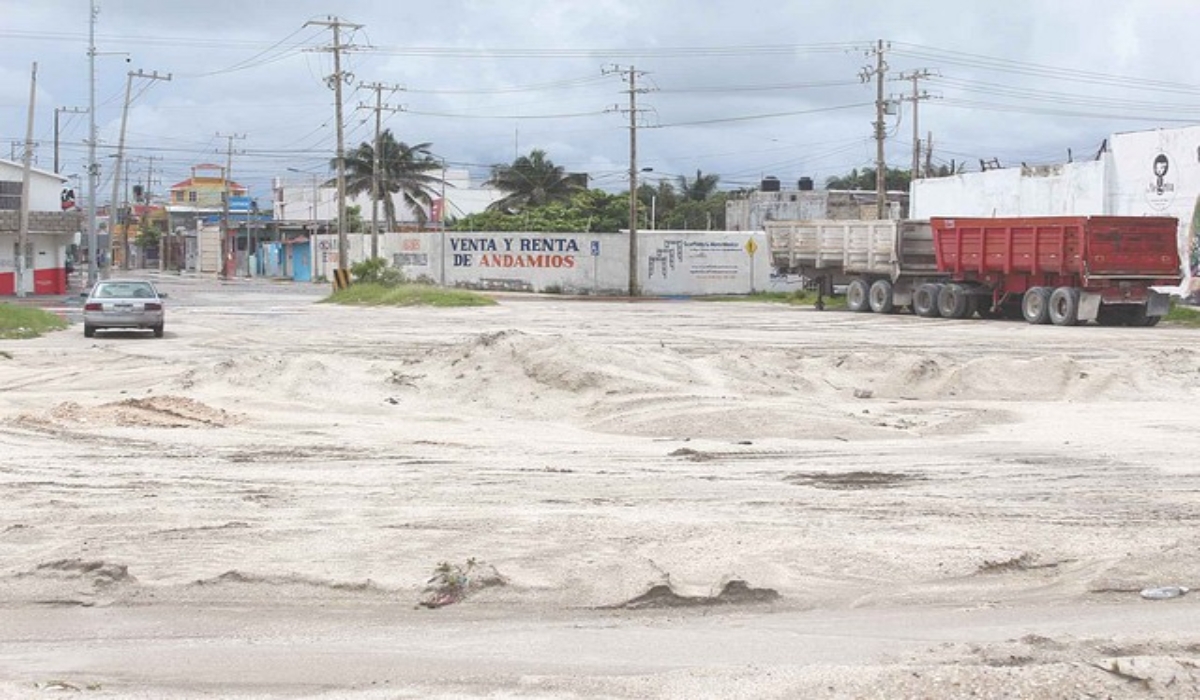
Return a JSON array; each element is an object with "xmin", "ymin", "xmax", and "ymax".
[{"xmin": 926, "ymin": 216, "xmax": 1181, "ymax": 326}]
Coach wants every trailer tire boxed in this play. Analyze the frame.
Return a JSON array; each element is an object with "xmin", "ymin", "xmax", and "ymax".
[
  {"xmin": 868, "ymin": 279, "xmax": 895, "ymax": 314},
  {"xmin": 1096, "ymin": 304, "xmax": 1131, "ymax": 326},
  {"xmin": 937, "ymin": 283, "xmax": 971, "ymax": 319},
  {"xmin": 913, "ymin": 283, "xmax": 942, "ymax": 317},
  {"xmin": 1048, "ymin": 286, "xmax": 1081, "ymax": 326},
  {"xmin": 1130, "ymin": 304, "xmax": 1162, "ymax": 327},
  {"xmin": 846, "ymin": 278, "xmax": 871, "ymax": 313},
  {"xmin": 1022, "ymin": 287, "xmax": 1052, "ymax": 324}
]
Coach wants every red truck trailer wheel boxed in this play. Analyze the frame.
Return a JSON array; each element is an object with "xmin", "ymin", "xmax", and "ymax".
[
  {"xmin": 1048, "ymin": 287, "xmax": 1081, "ymax": 326},
  {"xmin": 1022, "ymin": 287, "xmax": 1052, "ymax": 325}
]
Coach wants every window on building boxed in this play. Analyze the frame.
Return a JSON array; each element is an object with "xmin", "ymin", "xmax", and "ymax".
[
  {"xmin": 0, "ymin": 181, "xmax": 21, "ymax": 211},
  {"xmin": 172, "ymin": 191, "xmax": 183, "ymax": 203},
  {"xmin": 188, "ymin": 191, "xmax": 197, "ymax": 203}
]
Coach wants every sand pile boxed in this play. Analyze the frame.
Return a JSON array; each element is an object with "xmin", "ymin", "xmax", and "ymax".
[{"xmin": 42, "ymin": 395, "xmax": 240, "ymax": 428}]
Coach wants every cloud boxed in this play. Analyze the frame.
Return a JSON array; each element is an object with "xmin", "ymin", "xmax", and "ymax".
[{"xmin": 3, "ymin": 0, "xmax": 1198, "ymax": 201}]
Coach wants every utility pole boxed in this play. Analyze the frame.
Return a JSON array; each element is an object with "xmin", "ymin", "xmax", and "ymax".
[
  {"xmin": 860, "ymin": 40, "xmax": 889, "ymax": 220},
  {"xmin": 16, "ymin": 63, "xmax": 37, "ymax": 298},
  {"xmin": 86, "ymin": 0, "xmax": 99, "ymax": 287},
  {"xmin": 54, "ymin": 107, "xmax": 87, "ymax": 174},
  {"xmin": 605, "ymin": 64, "xmax": 651, "ymax": 297},
  {"xmin": 925, "ymin": 131, "xmax": 934, "ymax": 178},
  {"xmin": 216, "ymin": 132, "xmax": 245, "ymax": 279},
  {"xmin": 143, "ymin": 154, "xmax": 162, "ymax": 270},
  {"xmin": 306, "ymin": 16, "xmax": 363, "ymax": 274},
  {"xmin": 109, "ymin": 69, "xmax": 171, "ymax": 271},
  {"xmin": 896, "ymin": 69, "xmax": 937, "ymax": 180},
  {"xmin": 357, "ymin": 81, "xmax": 403, "ymax": 259}
]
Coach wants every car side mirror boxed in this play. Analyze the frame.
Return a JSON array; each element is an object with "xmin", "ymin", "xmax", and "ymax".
[
  {"xmin": 79, "ymin": 290, "xmax": 89, "ymax": 298},
  {"xmin": 159, "ymin": 292, "xmax": 169, "ymax": 299}
]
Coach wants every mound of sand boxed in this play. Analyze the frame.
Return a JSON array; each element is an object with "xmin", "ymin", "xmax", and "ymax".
[{"xmin": 45, "ymin": 395, "xmax": 240, "ymax": 428}]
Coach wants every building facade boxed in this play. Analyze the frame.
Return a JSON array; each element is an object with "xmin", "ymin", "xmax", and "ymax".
[
  {"xmin": 726, "ymin": 178, "xmax": 908, "ymax": 231},
  {"xmin": 0, "ymin": 158, "xmax": 81, "ymax": 296},
  {"xmin": 166, "ymin": 164, "xmax": 250, "ymax": 275}
]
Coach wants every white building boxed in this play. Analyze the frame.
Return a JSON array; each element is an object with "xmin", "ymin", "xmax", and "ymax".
[
  {"xmin": 272, "ymin": 167, "xmax": 502, "ymax": 228},
  {"xmin": 911, "ymin": 124, "xmax": 1200, "ymax": 289},
  {"xmin": 0, "ymin": 158, "xmax": 81, "ymax": 296}
]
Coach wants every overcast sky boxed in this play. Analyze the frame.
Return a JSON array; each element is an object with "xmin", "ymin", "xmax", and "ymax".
[{"xmin": 2, "ymin": 0, "xmax": 1198, "ymax": 205}]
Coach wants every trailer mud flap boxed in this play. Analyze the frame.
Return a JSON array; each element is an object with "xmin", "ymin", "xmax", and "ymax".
[
  {"xmin": 1147, "ymin": 290, "xmax": 1171, "ymax": 317},
  {"xmin": 1078, "ymin": 292, "xmax": 1102, "ymax": 323}
]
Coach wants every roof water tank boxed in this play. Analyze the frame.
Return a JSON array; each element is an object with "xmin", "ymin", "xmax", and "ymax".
[
  {"xmin": 798, "ymin": 177, "xmax": 814, "ymax": 191},
  {"xmin": 760, "ymin": 176, "xmax": 780, "ymax": 192}
]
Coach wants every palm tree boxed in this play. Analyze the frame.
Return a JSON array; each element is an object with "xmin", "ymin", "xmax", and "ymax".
[
  {"xmin": 678, "ymin": 169, "xmax": 720, "ymax": 201},
  {"xmin": 486, "ymin": 149, "xmax": 582, "ymax": 212},
  {"xmin": 335, "ymin": 130, "xmax": 444, "ymax": 231}
]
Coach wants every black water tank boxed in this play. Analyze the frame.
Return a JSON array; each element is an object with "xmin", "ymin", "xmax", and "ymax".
[
  {"xmin": 760, "ymin": 176, "xmax": 780, "ymax": 192},
  {"xmin": 798, "ymin": 177, "xmax": 814, "ymax": 191}
]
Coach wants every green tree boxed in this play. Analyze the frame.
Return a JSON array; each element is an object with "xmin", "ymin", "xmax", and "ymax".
[
  {"xmin": 486, "ymin": 149, "xmax": 582, "ymax": 212},
  {"xmin": 453, "ymin": 189, "xmax": 627, "ymax": 233},
  {"xmin": 336, "ymin": 130, "xmax": 444, "ymax": 230},
  {"xmin": 825, "ymin": 167, "xmax": 911, "ymax": 192},
  {"xmin": 677, "ymin": 169, "xmax": 720, "ymax": 202}
]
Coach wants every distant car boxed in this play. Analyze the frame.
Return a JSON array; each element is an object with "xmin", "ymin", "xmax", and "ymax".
[{"xmin": 82, "ymin": 279, "xmax": 166, "ymax": 338}]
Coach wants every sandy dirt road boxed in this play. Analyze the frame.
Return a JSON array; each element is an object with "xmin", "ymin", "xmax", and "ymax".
[{"xmin": 1, "ymin": 273, "xmax": 1199, "ymax": 698}]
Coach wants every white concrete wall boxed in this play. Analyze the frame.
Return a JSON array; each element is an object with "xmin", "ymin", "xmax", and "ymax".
[
  {"xmin": 910, "ymin": 161, "xmax": 1107, "ymax": 219},
  {"xmin": 384, "ymin": 230, "xmax": 769, "ymax": 296},
  {"xmin": 388, "ymin": 231, "xmax": 628, "ymax": 294}
]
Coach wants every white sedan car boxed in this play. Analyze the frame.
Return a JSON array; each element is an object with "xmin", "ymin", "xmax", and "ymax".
[{"xmin": 82, "ymin": 279, "xmax": 166, "ymax": 338}]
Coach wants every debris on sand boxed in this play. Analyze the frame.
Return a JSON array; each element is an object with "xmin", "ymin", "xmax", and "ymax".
[
  {"xmin": 1139, "ymin": 586, "xmax": 1189, "ymax": 600},
  {"xmin": 419, "ymin": 559, "xmax": 507, "ymax": 609},
  {"xmin": 607, "ymin": 579, "xmax": 780, "ymax": 610}
]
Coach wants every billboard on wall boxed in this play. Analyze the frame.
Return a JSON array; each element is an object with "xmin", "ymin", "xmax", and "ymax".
[
  {"xmin": 394, "ymin": 231, "xmax": 628, "ymax": 294},
  {"xmin": 389, "ymin": 230, "xmax": 769, "ymax": 296},
  {"xmin": 639, "ymin": 230, "xmax": 769, "ymax": 296}
]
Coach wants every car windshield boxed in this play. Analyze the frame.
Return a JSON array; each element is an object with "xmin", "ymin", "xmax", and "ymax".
[{"xmin": 94, "ymin": 282, "xmax": 157, "ymax": 299}]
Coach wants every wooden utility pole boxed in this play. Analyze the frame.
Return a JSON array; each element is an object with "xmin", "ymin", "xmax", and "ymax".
[
  {"xmin": 306, "ymin": 16, "xmax": 363, "ymax": 274},
  {"xmin": 110, "ymin": 69, "xmax": 171, "ymax": 271},
  {"xmin": 860, "ymin": 41, "xmax": 889, "ymax": 219},
  {"xmin": 357, "ymin": 81, "xmax": 403, "ymax": 259},
  {"xmin": 605, "ymin": 64, "xmax": 650, "ymax": 297},
  {"xmin": 896, "ymin": 69, "xmax": 936, "ymax": 180},
  {"xmin": 216, "ymin": 132, "xmax": 245, "ymax": 279}
]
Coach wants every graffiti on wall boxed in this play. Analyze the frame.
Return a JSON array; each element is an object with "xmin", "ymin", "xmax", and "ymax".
[{"xmin": 1147, "ymin": 152, "xmax": 1177, "ymax": 211}]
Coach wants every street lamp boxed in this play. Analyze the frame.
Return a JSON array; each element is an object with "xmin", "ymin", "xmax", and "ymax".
[{"xmin": 640, "ymin": 167, "xmax": 655, "ymax": 231}]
